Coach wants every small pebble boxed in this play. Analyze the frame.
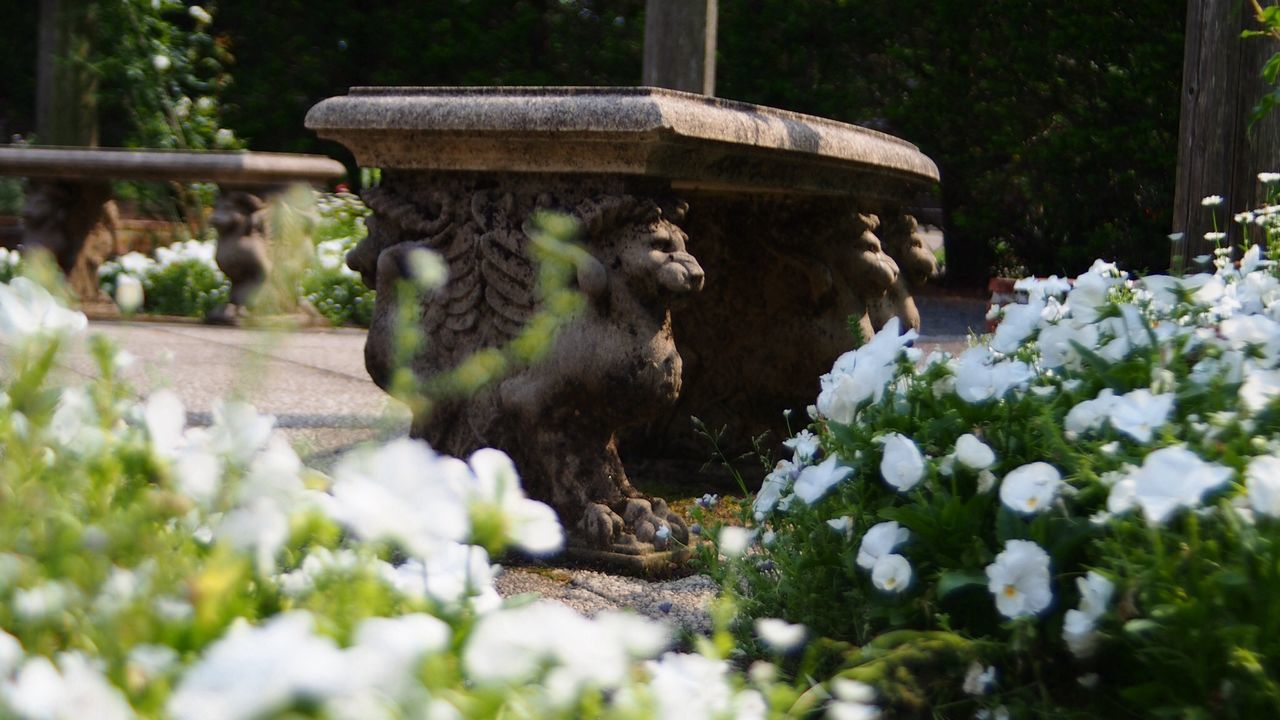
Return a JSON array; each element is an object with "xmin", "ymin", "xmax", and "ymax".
[{"xmin": 658, "ymin": 601, "xmax": 673, "ymax": 613}]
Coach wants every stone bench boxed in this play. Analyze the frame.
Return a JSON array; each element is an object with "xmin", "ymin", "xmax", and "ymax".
[
  {"xmin": 306, "ymin": 86, "xmax": 939, "ymax": 569},
  {"xmin": 0, "ymin": 146, "xmax": 345, "ymax": 315}
]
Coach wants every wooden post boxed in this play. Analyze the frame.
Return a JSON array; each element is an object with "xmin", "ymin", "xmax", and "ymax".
[
  {"xmin": 1173, "ymin": 0, "xmax": 1280, "ymax": 269},
  {"xmin": 35, "ymin": 0, "xmax": 98, "ymax": 146},
  {"xmin": 642, "ymin": 0, "xmax": 717, "ymax": 95}
]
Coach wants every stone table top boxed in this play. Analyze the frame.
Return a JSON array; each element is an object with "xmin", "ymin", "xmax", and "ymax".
[
  {"xmin": 0, "ymin": 145, "xmax": 346, "ymax": 187},
  {"xmin": 306, "ymin": 86, "xmax": 938, "ymax": 199}
]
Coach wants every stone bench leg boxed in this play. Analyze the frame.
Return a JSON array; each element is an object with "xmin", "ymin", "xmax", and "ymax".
[
  {"xmin": 350, "ymin": 171, "xmax": 701, "ymax": 559},
  {"xmin": 20, "ymin": 179, "xmax": 115, "ymax": 301},
  {"xmin": 624, "ymin": 197, "xmax": 934, "ymax": 467}
]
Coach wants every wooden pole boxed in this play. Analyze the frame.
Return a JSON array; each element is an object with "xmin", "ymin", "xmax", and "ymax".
[
  {"xmin": 642, "ymin": 0, "xmax": 717, "ymax": 95},
  {"xmin": 1172, "ymin": 0, "xmax": 1280, "ymax": 268}
]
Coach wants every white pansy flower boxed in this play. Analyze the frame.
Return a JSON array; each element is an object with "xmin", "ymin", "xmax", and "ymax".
[
  {"xmin": 1221, "ymin": 314, "xmax": 1280, "ymax": 357},
  {"xmin": 793, "ymin": 455, "xmax": 853, "ymax": 504},
  {"xmin": 1106, "ymin": 446, "xmax": 1232, "ymax": 525},
  {"xmin": 168, "ymin": 612, "xmax": 348, "ymax": 720},
  {"xmin": 826, "ymin": 516, "xmax": 854, "ymax": 536},
  {"xmin": 0, "ymin": 277, "xmax": 88, "ymax": 344},
  {"xmin": 990, "ymin": 298, "xmax": 1046, "ymax": 354},
  {"xmin": 344, "ymin": 614, "xmax": 451, "ymax": 703},
  {"xmin": 755, "ymin": 618, "xmax": 807, "ymax": 653},
  {"xmin": 114, "ymin": 274, "xmax": 144, "ymax": 314},
  {"xmin": 1107, "ymin": 389, "xmax": 1174, "ymax": 443},
  {"xmin": 1015, "ymin": 275, "xmax": 1072, "ymax": 299},
  {"xmin": 754, "ymin": 459, "xmax": 798, "ymax": 515},
  {"xmin": 817, "ymin": 318, "xmax": 916, "ymax": 424},
  {"xmin": 1063, "ymin": 572, "xmax": 1114, "ymax": 659},
  {"xmin": 718, "ymin": 526, "xmax": 753, "ymax": 558},
  {"xmin": 856, "ymin": 521, "xmax": 910, "ymax": 570},
  {"xmin": 188, "ymin": 5, "xmax": 212, "ymax": 24},
  {"xmin": 963, "ymin": 662, "xmax": 997, "ymax": 696},
  {"xmin": 977, "ymin": 469, "xmax": 997, "ymax": 494},
  {"xmin": 952, "ymin": 347, "xmax": 1034, "ymax": 403},
  {"xmin": 643, "ymin": 652, "xmax": 735, "ymax": 720},
  {"xmin": 783, "ymin": 429, "xmax": 821, "ymax": 463},
  {"xmin": 207, "ymin": 401, "xmax": 275, "ymax": 466},
  {"xmin": 829, "ymin": 679, "xmax": 879, "ymax": 720},
  {"xmin": 879, "ymin": 433, "xmax": 925, "ymax": 492},
  {"xmin": 0, "ymin": 629, "xmax": 22, "ymax": 677},
  {"xmin": 13, "ymin": 581, "xmax": 77, "ymax": 621},
  {"xmin": 1064, "ymin": 389, "xmax": 1117, "ymax": 435},
  {"xmin": 5, "ymin": 653, "xmax": 134, "ymax": 720},
  {"xmin": 1065, "ymin": 271, "xmax": 1116, "ymax": 324},
  {"xmin": 955, "ymin": 433, "xmax": 996, "ymax": 470},
  {"xmin": 144, "ymin": 389, "xmax": 186, "ymax": 458},
  {"xmin": 999, "ymin": 462, "xmax": 1063, "ymax": 514},
  {"xmin": 871, "ymin": 554, "xmax": 912, "ymax": 593},
  {"xmin": 986, "ymin": 539, "xmax": 1053, "ymax": 618},
  {"xmin": 329, "ymin": 439, "xmax": 470, "ymax": 557},
  {"xmin": 1246, "ymin": 455, "xmax": 1280, "ymax": 518},
  {"xmin": 1242, "ymin": 367, "xmax": 1280, "ymax": 412},
  {"xmin": 466, "ymin": 448, "xmax": 562, "ymax": 555},
  {"xmin": 415, "ymin": 543, "xmax": 501, "ymax": 611}
]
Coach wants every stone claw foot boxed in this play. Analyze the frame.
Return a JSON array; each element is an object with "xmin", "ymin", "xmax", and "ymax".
[
  {"xmin": 204, "ymin": 303, "xmax": 250, "ymax": 326},
  {"xmin": 578, "ymin": 498, "xmax": 689, "ymax": 552}
]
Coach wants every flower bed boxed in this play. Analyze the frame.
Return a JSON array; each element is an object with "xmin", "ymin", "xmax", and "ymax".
[
  {"xmin": 717, "ymin": 234, "xmax": 1280, "ymax": 716},
  {"xmin": 0, "ymin": 272, "xmax": 882, "ymax": 719},
  {"xmin": 91, "ymin": 190, "xmax": 375, "ymax": 325}
]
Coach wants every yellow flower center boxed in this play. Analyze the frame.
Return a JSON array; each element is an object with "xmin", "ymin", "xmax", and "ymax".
[
  {"xmin": 1002, "ymin": 584, "xmax": 1019, "ymax": 599},
  {"xmin": 1026, "ymin": 497, "xmax": 1038, "ymax": 509}
]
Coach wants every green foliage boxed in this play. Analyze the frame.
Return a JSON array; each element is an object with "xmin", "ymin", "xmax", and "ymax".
[
  {"xmin": 0, "ymin": 178, "xmax": 23, "ymax": 216},
  {"xmin": 142, "ymin": 256, "xmax": 230, "ymax": 317},
  {"xmin": 1249, "ymin": 1, "xmax": 1280, "ymax": 123},
  {"xmin": 92, "ymin": 1, "xmax": 240, "ymax": 152},
  {"xmin": 98, "ymin": 239, "xmax": 230, "ymax": 318},
  {"xmin": 301, "ymin": 191, "xmax": 375, "ymax": 327},
  {"xmin": 707, "ymin": 194, "xmax": 1280, "ymax": 716},
  {"xmin": 718, "ymin": 0, "xmax": 1184, "ymax": 283},
  {"xmin": 0, "ymin": 263, "xmax": 841, "ymax": 720}
]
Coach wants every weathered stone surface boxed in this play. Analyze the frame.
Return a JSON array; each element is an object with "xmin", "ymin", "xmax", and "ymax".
[
  {"xmin": 304, "ymin": 86, "xmax": 938, "ymax": 198},
  {"xmin": 20, "ymin": 179, "xmax": 112, "ymax": 298},
  {"xmin": 306, "ymin": 87, "xmax": 940, "ymax": 554},
  {"xmin": 207, "ymin": 190, "xmax": 271, "ymax": 322},
  {"xmin": 0, "ymin": 146, "xmax": 345, "ymax": 186}
]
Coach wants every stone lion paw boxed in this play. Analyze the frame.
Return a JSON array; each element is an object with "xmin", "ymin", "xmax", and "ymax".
[
  {"xmin": 579, "ymin": 502, "xmax": 626, "ymax": 548},
  {"xmin": 620, "ymin": 498, "xmax": 689, "ymax": 550}
]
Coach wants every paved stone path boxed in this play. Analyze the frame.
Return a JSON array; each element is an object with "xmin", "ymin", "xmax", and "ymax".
[{"xmin": 19, "ymin": 297, "xmax": 985, "ymax": 631}]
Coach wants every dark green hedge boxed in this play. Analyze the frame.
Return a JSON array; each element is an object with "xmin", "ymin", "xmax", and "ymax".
[{"xmin": 1, "ymin": 0, "xmax": 1187, "ymax": 284}]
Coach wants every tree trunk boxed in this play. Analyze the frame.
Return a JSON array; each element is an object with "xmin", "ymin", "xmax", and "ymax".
[
  {"xmin": 36, "ymin": 0, "xmax": 98, "ymax": 147},
  {"xmin": 1172, "ymin": 0, "xmax": 1280, "ymax": 267}
]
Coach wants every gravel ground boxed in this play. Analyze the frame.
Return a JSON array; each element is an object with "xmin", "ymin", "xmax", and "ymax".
[{"xmin": 494, "ymin": 566, "xmax": 719, "ymax": 634}]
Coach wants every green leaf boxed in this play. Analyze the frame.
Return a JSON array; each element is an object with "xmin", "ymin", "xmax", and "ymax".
[
  {"xmin": 1123, "ymin": 618, "xmax": 1161, "ymax": 636},
  {"xmin": 936, "ymin": 570, "xmax": 987, "ymax": 599}
]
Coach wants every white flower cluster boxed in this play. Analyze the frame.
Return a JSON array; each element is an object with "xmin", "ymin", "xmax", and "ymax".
[
  {"xmin": 752, "ymin": 231, "xmax": 1280, "ymax": 673},
  {"xmin": 0, "ymin": 277, "xmax": 88, "ymax": 346},
  {"xmin": 4, "ymin": 272, "xmax": 834, "ymax": 720}
]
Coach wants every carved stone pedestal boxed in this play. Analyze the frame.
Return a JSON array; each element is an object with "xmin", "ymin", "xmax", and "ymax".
[{"xmin": 307, "ymin": 87, "xmax": 940, "ymax": 561}]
